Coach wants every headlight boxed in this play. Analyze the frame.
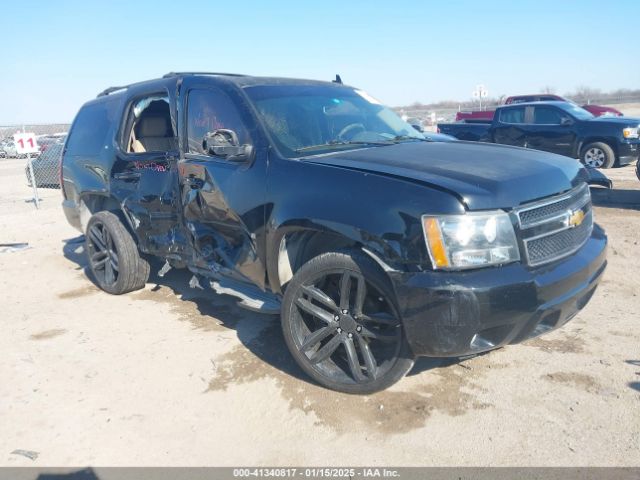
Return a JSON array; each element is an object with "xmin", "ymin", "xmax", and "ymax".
[
  {"xmin": 623, "ymin": 127, "xmax": 639, "ymax": 139},
  {"xmin": 422, "ymin": 211, "xmax": 520, "ymax": 270}
]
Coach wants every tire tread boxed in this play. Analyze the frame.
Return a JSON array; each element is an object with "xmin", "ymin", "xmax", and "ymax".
[{"xmin": 86, "ymin": 211, "xmax": 149, "ymax": 295}]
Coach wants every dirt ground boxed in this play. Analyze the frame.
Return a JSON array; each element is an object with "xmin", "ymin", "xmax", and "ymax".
[
  {"xmin": 0, "ymin": 157, "xmax": 638, "ymax": 467},
  {"xmin": 605, "ymin": 103, "xmax": 640, "ymax": 118}
]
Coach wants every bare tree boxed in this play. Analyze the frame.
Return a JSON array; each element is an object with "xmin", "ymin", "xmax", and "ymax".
[{"xmin": 570, "ymin": 85, "xmax": 602, "ymax": 104}]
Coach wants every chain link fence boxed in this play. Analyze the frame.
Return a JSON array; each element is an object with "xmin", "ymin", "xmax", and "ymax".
[{"xmin": 0, "ymin": 124, "xmax": 70, "ymax": 207}]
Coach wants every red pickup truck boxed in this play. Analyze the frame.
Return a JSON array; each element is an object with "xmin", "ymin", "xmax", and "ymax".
[{"xmin": 455, "ymin": 94, "xmax": 623, "ymax": 122}]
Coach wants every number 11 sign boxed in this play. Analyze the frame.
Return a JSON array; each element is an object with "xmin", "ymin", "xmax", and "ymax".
[{"xmin": 14, "ymin": 132, "xmax": 40, "ymax": 155}]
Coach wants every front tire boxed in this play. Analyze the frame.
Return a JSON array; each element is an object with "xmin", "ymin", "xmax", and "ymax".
[
  {"xmin": 281, "ymin": 250, "xmax": 415, "ymax": 394},
  {"xmin": 581, "ymin": 142, "xmax": 615, "ymax": 169},
  {"xmin": 85, "ymin": 211, "xmax": 150, "ymax": 295}
]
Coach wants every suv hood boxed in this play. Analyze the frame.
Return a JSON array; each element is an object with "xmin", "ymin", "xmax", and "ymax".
[
  {"xmin": 586, "ymin": 116, "xmax": 639, "ymax": 127},
  {"xmin": 305, "ymin": 141, "xmax": 587, "ymax": 210}
]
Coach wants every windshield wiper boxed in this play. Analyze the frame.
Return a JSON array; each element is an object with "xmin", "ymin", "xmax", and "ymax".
[
  {"xmin": 295, "ymin": 140, "xmax": 393, "ymax": 153},
  {"xmin": 392, "ymin": 135, "xmax": 431, "ymax": 142}
]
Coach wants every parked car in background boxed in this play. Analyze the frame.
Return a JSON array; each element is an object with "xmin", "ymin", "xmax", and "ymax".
[
  {"xmin": 439, "ymin": 101, "xmax": 640, "ymax": 168},
  {"xmin": 505, "ymin": 95, "xmax": 623, "ymax": 117},
  {"xmin": 37, "ymin": 135, "xmax": 66, "ymax": 155},
  {"xmin": 455, "ymin": 94, "xmax": 623, "ymax": 122},
  {"xmin": 454, "ymin": 109, "xmax": 495, "ymax": 122},
  {"xmin": 61, "ymin": 72, "xmax": 606, "ymax": 393},
  {"xmin": 25, "ymin": 143, "xmax": 62, "ymax": 188},
  {"xmin": 1, "ymin": 140, "xmax": 20, "ymax": 158},
  {"xmin": 0, "ymin": 138, "xmax": 41, "ymax": 158}
]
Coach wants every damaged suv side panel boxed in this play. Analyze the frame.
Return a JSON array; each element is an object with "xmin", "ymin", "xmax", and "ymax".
[{"xmin": 263, "ymin": 158, "xmax": 465, "ymax": 293}]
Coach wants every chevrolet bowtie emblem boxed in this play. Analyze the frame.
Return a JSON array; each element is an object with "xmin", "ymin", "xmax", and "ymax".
[{"xmin": 568, "ymin": 209, "xmax": 585, "ymax": 228}]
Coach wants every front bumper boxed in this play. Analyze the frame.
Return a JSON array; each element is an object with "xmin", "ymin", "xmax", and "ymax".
[
  {"xmin": 618, "ymin": 139, "xmax": 639, "ymax": 166},
  {"xmin": 390, "ymin": 224, "xmax": 607, "ymax": 357}
]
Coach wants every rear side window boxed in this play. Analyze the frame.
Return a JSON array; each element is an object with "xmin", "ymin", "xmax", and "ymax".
[
  {"xmin": 66, "ymin": 100, "xmax": 117, "ymax": 156},
  {"xmin": 499, "ymin": 107, "xmax": 525, "ymax": 124},
  {"xmin": 122, "ymin": 94, "xmax": 177, "ymax": 154}
]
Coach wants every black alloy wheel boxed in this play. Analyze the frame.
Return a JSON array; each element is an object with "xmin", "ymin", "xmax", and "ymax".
[
  {"xmin": 85, "ymin": 211, "xmax": 149, "ymax": 295},
  {"xmin": 282, "ymin": 251, "xmax": 414, "ymax": 394},
  {"xmin": 87, "ymin": 220, "xmax": 119, "ymax": 288}
]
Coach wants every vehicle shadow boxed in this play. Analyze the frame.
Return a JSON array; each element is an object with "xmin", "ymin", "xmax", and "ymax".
[
  {"xmin": 626, "ymin": 360, "xmax": 640, "ymax": 393},
  {"xmin": 591, "ymin": 188, "xmax": 640, "ymax": 211},
  {"xmin": 62, "ymin": 236, "xmax": 453, "ymax": 388},
  {"xmin": 62, "ymin": 235, "xmax": 87, "ymax": 271}
]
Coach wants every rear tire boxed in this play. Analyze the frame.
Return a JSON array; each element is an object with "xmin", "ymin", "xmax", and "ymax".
[
  {"xmin": 581, "ymin": 142, "xmax": 615, "ymax": 169},
  {"xmin": 281, "ymin": 250, "xmax": 415, "ymax": 394},
  {"xmin": 85, "ymin": 211, "xmax": 150, "ymax": 295}
]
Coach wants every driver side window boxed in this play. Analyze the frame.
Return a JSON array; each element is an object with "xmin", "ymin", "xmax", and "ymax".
[{"xmin": 186, "ymin": 89, "xmax": 249, "ymax": 155}]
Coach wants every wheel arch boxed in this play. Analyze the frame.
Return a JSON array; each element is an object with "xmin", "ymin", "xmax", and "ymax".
[
  {"xmin": 267, "ymin": 222, "xmax": 401, "ymax": 295},
  {"xmin": 78, "ymin": 192, "xmax": 138, "ymax": 242}
]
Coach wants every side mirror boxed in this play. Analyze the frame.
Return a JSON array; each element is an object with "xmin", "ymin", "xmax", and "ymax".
[
  {"xmin": 410, "ymin": 123, "xmax": 424, "ymax": 133},
  {"xmin": 203, "ymin": 129, "xmax": 253, "ymax": 162},
  {"xmin": 560, "ymin": 117, "xmax": 573, "ymax": 126}
]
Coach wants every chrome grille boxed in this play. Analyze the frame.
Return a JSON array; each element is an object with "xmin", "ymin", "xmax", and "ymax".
[
  {"xmin": 526, "ymin": 211, "xmax": 592, "ymax": 264},
  {"xmin": 519, "ymin": 193, "xmax": 586, "ymax": 226},
  {"xmin": 516, "ymin": 184, "xmax": 593, "ymax": 266}
]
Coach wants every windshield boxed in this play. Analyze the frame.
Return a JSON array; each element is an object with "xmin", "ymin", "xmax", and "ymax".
[
  {"xmin": 561, "ymin": 103, "xmax": 594, "ymax": 120},
  {"xmin": 244, "ymin": 85, "xmax": 424, "ymax": 157}
]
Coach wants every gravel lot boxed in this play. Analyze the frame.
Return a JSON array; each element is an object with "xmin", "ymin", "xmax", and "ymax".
[{"xmin": 0, "ymin": 157, "xmax": 638, "ymax": 466}]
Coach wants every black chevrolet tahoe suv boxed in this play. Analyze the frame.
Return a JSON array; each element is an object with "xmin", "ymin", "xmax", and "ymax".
[
  {"xmin": 438, "ymin": 101, "xmax": 640, "ymax": 169},
  {"xmin": 61, "ymin": 73, "xmax": 607, "ymax": 393}
]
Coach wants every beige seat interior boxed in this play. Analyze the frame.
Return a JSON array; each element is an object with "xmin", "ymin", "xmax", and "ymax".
[{"xmin": 130, "ymin": 115, "xmax": 176, "ymax": 153}]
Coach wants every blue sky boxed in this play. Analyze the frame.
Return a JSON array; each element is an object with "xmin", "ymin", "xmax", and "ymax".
[{"xmin": 2, "ymin": 0, "xmax": 638, "ymax": 124}]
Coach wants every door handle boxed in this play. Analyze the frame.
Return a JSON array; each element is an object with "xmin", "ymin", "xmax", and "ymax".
[{"xmin": 114, "ymin": 171, "xmax": 141, "ymax": 182}]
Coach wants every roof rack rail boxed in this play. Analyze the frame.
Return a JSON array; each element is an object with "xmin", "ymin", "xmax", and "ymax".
[
  {"xmin": 162, "ymin": 71, "xmax": 247, "ymax": 78},
  {"xmin": 97, "ymin": 72, "xmax": 248, "ymax": 97},
  {"xmin": 97, "ymin": 85, "xmax": 129, "ymax": 97}
]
